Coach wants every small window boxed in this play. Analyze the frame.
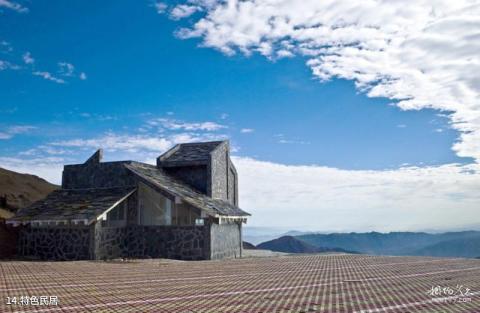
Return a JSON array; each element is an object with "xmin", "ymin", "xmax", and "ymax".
[{"xmin": 195, "ymin": 218, "xmax": 204, "ymax": 226}]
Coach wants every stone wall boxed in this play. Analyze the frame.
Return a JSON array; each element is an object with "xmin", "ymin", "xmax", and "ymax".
[
  {"xmin": 210, "ymin": 142, "xmax": 238, "ymax": 206},
  {"xmin": 18, "ymin": 226, "xmax": 92, "ymax": 260},
  {"xmin": 94, "ymin": 224, "xmax": 209, "ymax": 261},
  {"xmin": 62, "ymin": 161, "xmax": 136, "ymax": 189},
  {"xmin": 0, "ymin": 221, "xmax": 18, "ymax": 259},
  {"xmin": 210, "ymin": 143, "xmax": 228, "ymax": 201},
  {"xmin": 16, "ymin": 222, "xmax": 242, "ymax": 261},
  {"xmin": 210, "ymin": 222, "xmax": 242, "ymax": 260}
]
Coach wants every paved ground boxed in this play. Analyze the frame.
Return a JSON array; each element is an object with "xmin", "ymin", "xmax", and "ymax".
[{"xmin": 1, "ymin": 254, "xmax": 479, "ymax": 312}]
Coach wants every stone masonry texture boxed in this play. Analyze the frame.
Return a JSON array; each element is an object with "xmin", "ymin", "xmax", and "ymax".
[{"xmin": 16, "ymin": 141, "xmax": 246, "ymax": 261}]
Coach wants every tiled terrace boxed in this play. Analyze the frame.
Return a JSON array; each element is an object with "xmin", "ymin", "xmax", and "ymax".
[{"xmin": 1, "ymin": 254, "xmax": 479, "ymax": 312}]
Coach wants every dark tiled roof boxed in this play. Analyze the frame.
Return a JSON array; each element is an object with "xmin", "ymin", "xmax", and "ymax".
[
  {"xmin": 10, "ymin": 187, "xmax": 135, "ymax": 223},
  {"xmin": 126, "ymin": 162, "xmax": 250, "ymax": 217},
  {"xmin": 159, "ymin": 141, "xmax": 224, "ymax": 164}
]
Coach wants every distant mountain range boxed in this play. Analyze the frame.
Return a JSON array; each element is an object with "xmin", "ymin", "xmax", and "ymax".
[
  {"xmin": 296, "ymin": 231, "xmax": 480, "ymax": 258},
  {"xmin": 257, "ymin": 236, "xmax": 359, "ymax": 254},
  {"xmin": 0, "ymin": 167, "xmax": 58, "ymax": 215},
  {"xmin": 243, "ymin": 227, "xmax": 313, "ymax": 245}
]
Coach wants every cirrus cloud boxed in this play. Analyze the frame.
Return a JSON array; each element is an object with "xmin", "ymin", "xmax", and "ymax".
[{"xmin": 0, "ymin": 0, "xmax": 28, "ymax": 13}]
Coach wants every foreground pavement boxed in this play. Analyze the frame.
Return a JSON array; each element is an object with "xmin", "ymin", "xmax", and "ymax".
[{"xmin": 1, "ymin": 254, "xmax": 479, "ymax": 312}]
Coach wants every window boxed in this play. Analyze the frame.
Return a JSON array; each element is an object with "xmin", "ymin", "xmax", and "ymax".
[
  {"xmin": 138, "ymin": 183, "xmax": 173, "ymax": 226},
  {"xmin": 105, "ymin": 201, "xmax": 127, "ymax": 227},
  {"xmin": 172, "ymin": 202, "xmax": 201, "ymax": 225}
]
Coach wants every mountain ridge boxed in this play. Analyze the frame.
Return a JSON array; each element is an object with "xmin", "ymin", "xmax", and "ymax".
[
  {"xmin": 257, "ymin": 236, "xmax": 359, "ymax": 254},
  {"xmin": 297, "ymin": 231, "xmax": 480, "ymax": 258}
]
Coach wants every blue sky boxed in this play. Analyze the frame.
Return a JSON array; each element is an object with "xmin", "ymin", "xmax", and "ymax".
[
  {"xmin": 0, "ymin": 0, "xmax": 468, "ymax": 169},
  {"xmin": 1, "ymin": 0, "xmax": 479, "ymax": 231}
]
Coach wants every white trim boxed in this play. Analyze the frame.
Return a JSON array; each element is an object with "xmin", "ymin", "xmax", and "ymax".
[
  {"xmin": 5, "ymin": 220, "xmax": 21, "ymax": 227},
  {"xmin": 214, "ymin": 215, "xmax": 248, "ymax": 219}
]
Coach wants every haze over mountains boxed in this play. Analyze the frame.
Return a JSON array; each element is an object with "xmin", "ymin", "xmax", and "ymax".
[
  {"xmin": 253, "ymin": 231, "xmax": 480, "ymax": 258},
  {"xmin": 297, "ymin": 231, "xmax": 480, "ymax": 258}
]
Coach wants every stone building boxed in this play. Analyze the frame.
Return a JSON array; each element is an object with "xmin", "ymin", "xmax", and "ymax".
[{"xmin": 7, "ymin": 140, "xmax": 250, "ymax": 261}]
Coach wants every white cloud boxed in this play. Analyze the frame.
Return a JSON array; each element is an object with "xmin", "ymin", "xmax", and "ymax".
[
  {"xmin": 22, "ymin": 52, "xmax": 34, "ymax": 65},
  {"xmin": 1, "ymin": 44, "xmax": 83, "ymax": 83},
  {"xmin": 57, "ymin": 62, "xmax": 75, "ymax": 77},
  {"xmin": 0, "ymin": 125, "xmax": 36, "ymax": 140},
  {"xmin": 171, "ymin": 0, "xmax": 480, "ymax": 162},
  {"xmin": 33, "ymin": 71, "xmax": 65, "ymax": 84},
  {"xmin": 278, "ymin": 139, "xmax": 309, "ymax": 145},
  {"xmin": 11, "ymin": 130, "xmax": 228, "ymax": 183},
  {"xmin": 31, "ymin": 62, "xmax": 84, "ymax": 83},
  {"xmin": 170, "ymin": 4, "xmax": 200, "ymax": 20},
  {"xmin": 153, "ymin": 2, "xmax": 168, "ymax": 14},
  {"xmin": 50, "ymin": 131, "xmax": 226, "ymax": 154},
  {"xmin": 0, "ymin": 60, "xmax": 20, "ymax": 71},
  {"xmin": 240, "ymin": 128, "xmax": 254, "ymax": 133},
  {"xmin": 234, "ymin": 157, "xmax": 480, "ymax": 231},
  {"xmin": 52, "ymin": 133, "xmax": 173, "ymax": 153},
  {"xmin": 0, "ymin": 0, "xmax": 28, "ymax": 13},
  {"xmin": 150, "ymin": 118, "xmax": 227, "ymax": 131},
  {"xmin": 0, "ymin": 40, "xmax": 12, "ymax": 52}
]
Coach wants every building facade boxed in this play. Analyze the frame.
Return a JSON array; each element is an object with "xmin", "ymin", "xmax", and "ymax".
[{"xmin": 8, "ymin": 141, "xmax": 249, "ymax": 261}]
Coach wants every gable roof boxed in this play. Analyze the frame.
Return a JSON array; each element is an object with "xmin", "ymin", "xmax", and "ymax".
[
  {"xmin": 9, "ymin": 187, "xmax": 135, "ymax": 224},
  {"xmin": 126, "ymin": 162, "xmax": 249, "ymax": 217},
  {"xmin": 158, "ymin": 141, "xmax": 225, "ymax": 166}
]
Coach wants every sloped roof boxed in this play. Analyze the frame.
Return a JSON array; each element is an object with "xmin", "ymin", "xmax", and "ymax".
[
  {"xmin": 158, "ymin": 141, "xmax": 224, "ymax": 165},
  {"xmin": 9, "ymin": 187, "xmax": 135, "ymax": 223},
  {"xmin": 126, "ymin": 162, "xmax": 250, "ymax": 217}
]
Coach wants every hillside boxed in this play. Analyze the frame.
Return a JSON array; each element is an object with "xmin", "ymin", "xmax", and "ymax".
[
  {"xmin": 257, "ymin": 236, "xmax": 319, "ymax": 253},
  {"xmin": 0, "ymin": 167, "xmax": 58, "ymax": 213},
  {"xmin": 297, "ymin": 231, "xmax": 480, "ymax": 257},
  {"xmin": 243, "ymin": 241, "xmax": 257, "ymax": 250},
  {"xmin": 412, "ymin": 234, "xmax": 480, "ymax": 258},
  {"xmin": 257, "ymin": 236, "xmax": 358, "ymax": 254}
]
